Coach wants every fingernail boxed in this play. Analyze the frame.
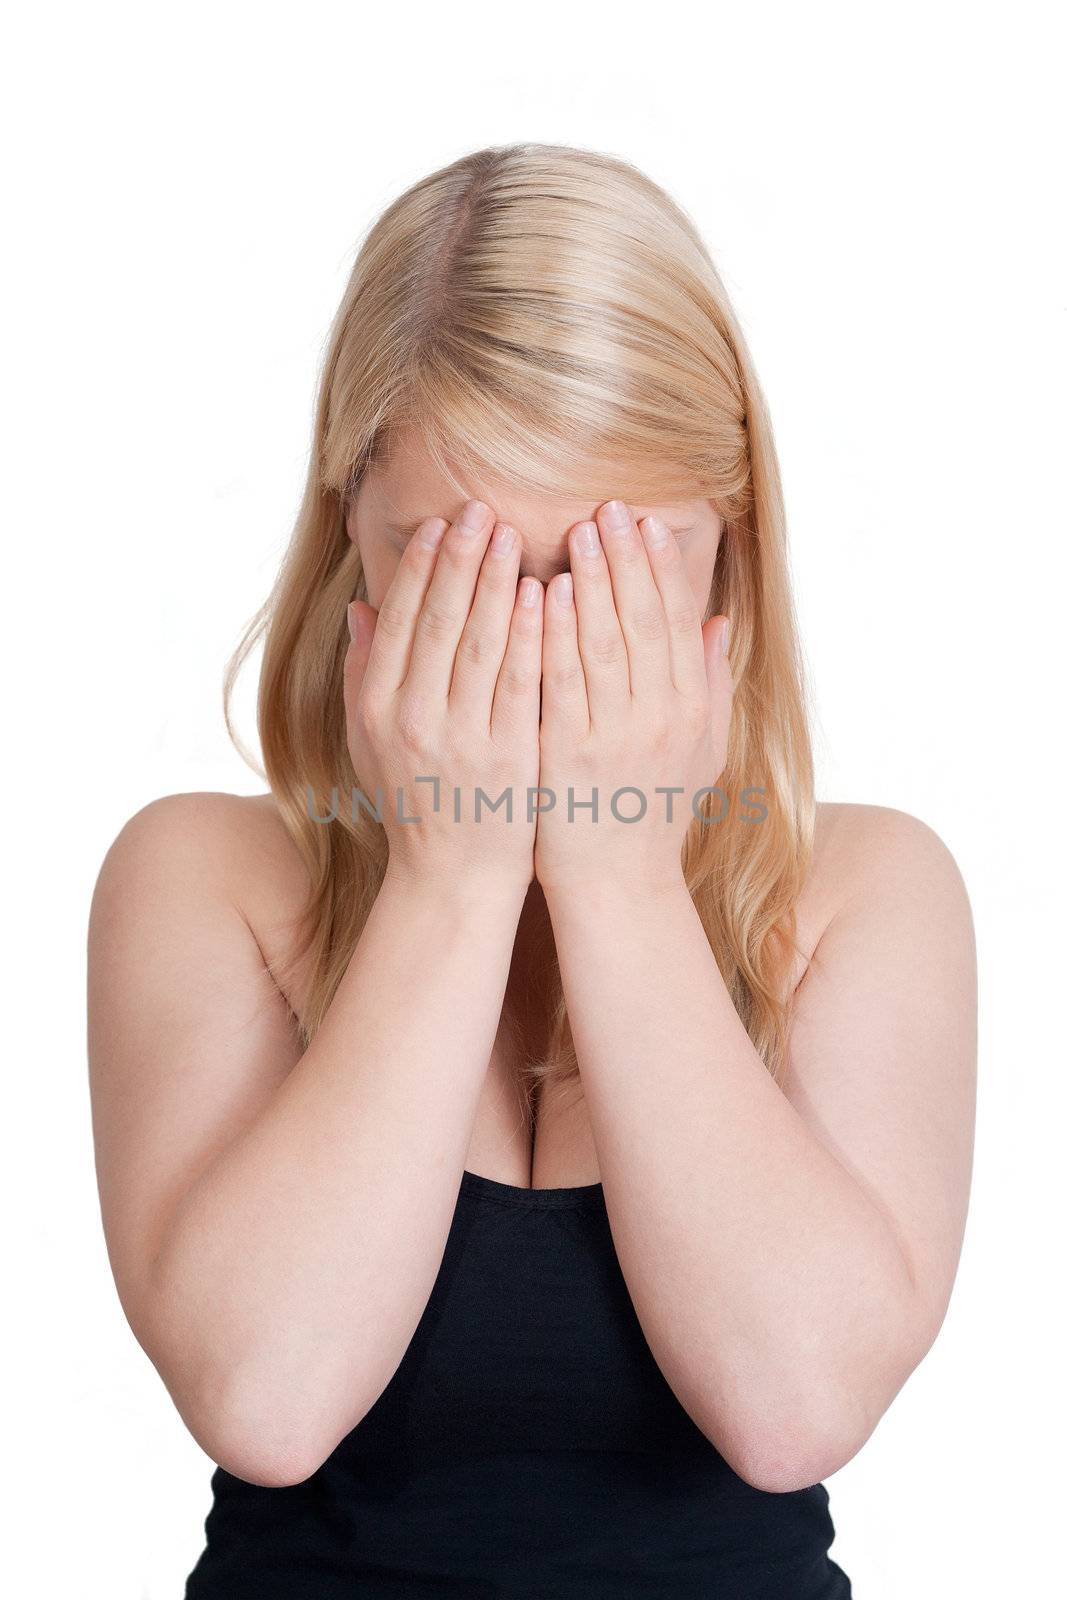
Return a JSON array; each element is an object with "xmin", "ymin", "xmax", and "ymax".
[
  {"xmin": 720, "ymin": 617, "xmax": 731, "ymax": 657},
  {"xmin": 417, "ymin": 517, "xmax": 449, "ymax": 549},
  {"xmin": 600, "ymin": 499, "xmax": 630, "ymax": 532},
  {"xmin": 490, "ymin": 521, "xmax": 516, "ymax": 558},
  {"xmin": 347, "ymin": 601, "xmax": 361, "ymax": 644},
  {"xmin": 575, "ymin": 521, "xmax": 600, "ymax": 558},
  {"xmin": 456, "ymin": 500, "xmax": 493, "ymax": 537},
  {"xmin": 519, "ymin": 576, "xmax": 541, "ymax": 608},
  {"xmin": 641, "ymin": 515, "xmax": 670, "ymax": 549},
  {"xmin": 553, "ymin": 573, "xmax": 574, "ymax": 607}
]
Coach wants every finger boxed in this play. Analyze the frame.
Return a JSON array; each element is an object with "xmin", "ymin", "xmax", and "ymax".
[
  {"xmin": 362, "ymin": 516, "xmax": 449, "ymax": 693},
  {"xmin": 404, "ymin": 500, "xmax": 497, "ymax": 701},
  {"xmin": 541, "ymin": 572, "xmax": 588, "ymax": 735},
  {"xmin": 344, "ymin": 599, "xmax": 377, "ymax": 701},
  {"xmin": 567, "ymin": 519, "xmax": 630, "ymax": 728},
  {"xmin": 637, "ymin": 515, "xmax": 711, "ymax": 700},
  {"xmin": 343, "ymin": 600, "xmax": 378, "ymax": 780},
  {"xmin": 595, "ymin": 500, "xmax": 671, "ymax": 700},
  {"xmin": 450, "ymin": 520, "xmax": 523, "ymax": 727},
  {"xmin": 702, "ymin": 614, "xmax": 735, "ymax": 725},
  {"xmin": 700, "ymin": 613, "xmax": 735, "ymax": 786},
  {"xmin": 491, "ymin": 575, "xmax": 544, "ymax": 744},
  {"xmin": 343, "ymin": 595, "xmax": 377, "ymax": 707}
]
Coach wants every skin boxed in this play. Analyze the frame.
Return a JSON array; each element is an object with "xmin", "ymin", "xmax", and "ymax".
[
  {"xmin": 86, "ymin": 433, "xmax": 977, "ymax": 1498},
  {"xmin": 346, "ymin": 433, "xmax": 727, "ymax": 965}
]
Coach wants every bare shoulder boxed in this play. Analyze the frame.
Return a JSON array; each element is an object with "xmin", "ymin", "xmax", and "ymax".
[
  {"xmin": 91, "ymin": 789, "xmax": 314, "ymax": 1010},
  {"xmin": 95, "ymin": 787, "xmax": 298, "ymax": 869},
  {"xmin": 807, "ymin": 799, "xmax": 973, "ymax": 926},
  {"xmin": 93, "ymin": 789, "xmax": 309, "ymax": 916}
]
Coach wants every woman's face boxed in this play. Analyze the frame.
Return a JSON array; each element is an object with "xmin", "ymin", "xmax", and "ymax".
[{"xmin": 346, "ymin": 431, "xmax": 723, "ymax": 615}]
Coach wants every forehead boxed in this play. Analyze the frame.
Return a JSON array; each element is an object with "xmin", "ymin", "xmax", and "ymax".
[{"xmin": 358, "ymin": 434, "xmax": 712, "ymax": 547}]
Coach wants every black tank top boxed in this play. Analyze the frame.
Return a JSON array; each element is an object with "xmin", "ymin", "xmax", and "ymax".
[{"xmin": 184, "ymin": 1168, "xmax": 852, "ymax": 1598}]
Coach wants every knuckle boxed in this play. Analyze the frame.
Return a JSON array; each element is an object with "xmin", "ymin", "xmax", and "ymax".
[
  {"xmin": 440, "ymin": 534, "xmax": 479, "ymax": 572},
  {"xmin": 418, "ymin": 601, "xmax": 457, "ymax": 642},
  {"xmin": 476, "ymin": 554, "xmax": 510, "ymax": 589},
  {"xmin": 456, "ymin": 628, "xmax": 490, "ymax": 668},
  {"xmin": 500, "ymin": 660, "xmax": 534, "ymax": 696},
  {"xmin": 550, "ymin": 658, "xmax": 584, "ymax": 691},
  {"xmin": 357, "ymin": 691, "xmax": 386, "ymax": 737},
  {"xmin": 631, "ymin": 603, "xmax": 667, "ymax": 643},
  {"xmin": 611, "ymin": 535, "xmax": 644, "ymax": 567},
  {"xmin": 375, "ymin": 599, "xmax": 409, "ymax": 639},
  {"xmin": 396, "ymin": 694, "xmax": 431, "ymax": 755},
  {"xmin": 665, "ymin": 598, "xmax": 700, "ymax": 634},
  {"xmin": 682, "ymin": 695, "xmax": 710, "ymax": 735},
  {"xmin": 586, "ymin": 629, "xmax": 625, "ymax": 667}
]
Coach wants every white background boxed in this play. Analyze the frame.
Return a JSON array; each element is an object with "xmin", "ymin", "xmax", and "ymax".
[{"xmin": 3, "ymin": 2, "xmax": 1063, "ymax": 1594}]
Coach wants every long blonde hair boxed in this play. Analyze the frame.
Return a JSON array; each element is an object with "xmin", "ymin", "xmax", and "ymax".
[{"xmin": 224, "ymin": 142, "xmax": 816, "ymax": 1112}]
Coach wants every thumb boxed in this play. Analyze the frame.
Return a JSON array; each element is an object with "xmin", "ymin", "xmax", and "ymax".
[
  {"xmin": 701, "ymin": 613, "xmax": 731, "ymax": 691},
  {"xmin": 345, "ymin": 599, "xmax": 378, "ymax": 695},
  {"xmin": 347, "ymin": 598, "xmax": 377, "ymax": 647}
]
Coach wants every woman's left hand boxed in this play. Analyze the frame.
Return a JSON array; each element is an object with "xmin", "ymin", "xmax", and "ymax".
[{"xmin": 533, "ymin": 499, "xmax": 733, "ymax": 900}]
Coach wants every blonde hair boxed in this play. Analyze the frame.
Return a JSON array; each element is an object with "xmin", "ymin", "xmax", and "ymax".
[{"xmin": 224, "ymin": 142, "xmax": 815, "ymax": 1114}]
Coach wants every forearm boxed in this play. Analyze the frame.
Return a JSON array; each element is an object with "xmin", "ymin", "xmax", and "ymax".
[
  {"xmin": 149, "ymin": 866, "xmax": 527, "ymax": 1482},
  {"xmin": 544, "ymin": 874, "xmax": 920, "ymax": 1489}
]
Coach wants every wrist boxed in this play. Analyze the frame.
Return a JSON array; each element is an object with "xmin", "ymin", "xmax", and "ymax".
[
  {"xmin": 538, "ymin": 865, "xmax": 691, "ymax": 916},
  {"xmin": 382, "ymin": 859, "xmax": 532, "ymax": 920}
]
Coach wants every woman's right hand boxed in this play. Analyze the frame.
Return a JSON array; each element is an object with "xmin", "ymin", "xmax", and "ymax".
[{"xmin": 344, "ymin": 500, "xmax": 544, "ymax": 895}]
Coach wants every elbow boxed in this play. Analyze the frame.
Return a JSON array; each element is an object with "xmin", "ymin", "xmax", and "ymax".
[
  {"xmin": 699, "ymin": 1391, "xmax": 877, "ymax": 1495},
  {"xmin": 169, "ymin": 1358, "xmax": 350, "ymax": 1490},
  {"xmin": 700, "ymin": 1306, "xmax": 929, "ymax": 1494},
  {"xmin": 190, "ymin": 1387, "xmax": 338, "ymax": 1488},
  {"xmin": 139, "ymin": 1295, "xmax": 361, "ymax": 1489},
  {"xmin": 209, "ymin": 1432, "xmax": 328, "ymax": 1490},
  {"xmin": 724, "ymin": 1424, "xmax": 861, "ymax": 1495}
]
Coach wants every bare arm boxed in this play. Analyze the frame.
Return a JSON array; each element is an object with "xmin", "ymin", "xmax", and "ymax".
[
  {"xmin": 88, "ymin": 503, "xmax": 543, "ymax": 1487},
  {"xmin": 534, "ymin": 503, "xmax": 977, "ymax": 1493},
  {"xmin": 544, "ymin": 807, "xmax": 977, "ymax": 1493}
]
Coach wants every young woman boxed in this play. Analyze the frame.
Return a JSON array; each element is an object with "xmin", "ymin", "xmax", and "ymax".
[{"xmin": 87, "ymin": 143, "xmax": 977, "ymax": 1598}]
